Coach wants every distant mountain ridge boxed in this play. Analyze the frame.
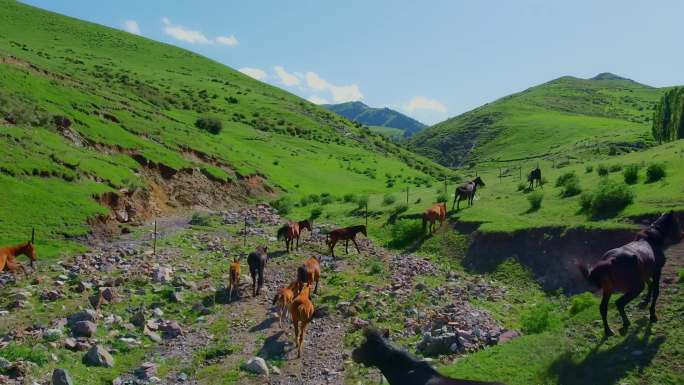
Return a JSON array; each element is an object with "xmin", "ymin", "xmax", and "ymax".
[{"xmin": 323, "ymin": 101, "xmax": 426, "ymax": 137}]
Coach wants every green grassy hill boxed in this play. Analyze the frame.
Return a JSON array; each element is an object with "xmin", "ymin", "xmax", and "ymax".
[
  {"xmin": 323, "ymin": 101, "xmax": 427, "ymax": 138},
  {"xmin": 409, "ymin": 73, "xmax": 667, "ymax": 167},
  {"xmin": 0, "ymin": 0, "xmax": 450, "ymax": 254}
]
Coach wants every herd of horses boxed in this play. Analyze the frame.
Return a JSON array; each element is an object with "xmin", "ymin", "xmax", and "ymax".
[{"xmin": 1, "ymin": 173, "xmax": 683, "ymax": 384}]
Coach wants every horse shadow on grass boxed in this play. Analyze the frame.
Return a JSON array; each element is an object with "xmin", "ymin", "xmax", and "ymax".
[
  {"xmin": 547, "ymin": 320, "xmax": 665, "ymax": 385},
  {"xmin": 256, "ymin": 330, "xmax": 290, "ymax": 358},
  {"xmin": 249, "ymin": 314, "xmax": 278, "ymax": 332}
]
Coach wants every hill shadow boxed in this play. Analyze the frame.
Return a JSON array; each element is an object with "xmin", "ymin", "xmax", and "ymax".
[{"xmin": 547, "ymin": 321, "xmax": 664, "ymax": 385}]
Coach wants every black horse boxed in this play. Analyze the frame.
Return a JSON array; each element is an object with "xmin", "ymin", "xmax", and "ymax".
[
  {"xmin": 452, "ymin": 176, "xmax": 485, "ymax": 211},
  {"xmin": 580, "ymin": 211, "xmax": 683, "ymax": 336},
  {"xmin": 247, "ymin": 245, "xmax": 268, "ymax": 296},
  {"xmin": 528, "ymin": 167, "xmax": 542, "ymax": 190},
  {"xmin": 352, "ymin": 327, "xmax": 505, "ymax": 385}
]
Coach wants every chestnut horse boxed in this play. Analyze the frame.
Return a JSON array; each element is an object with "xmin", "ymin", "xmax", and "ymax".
[
  {"xmin": 353, "ymin": 327, "xmax": 505, "ymax": 385},
  {"xmin": 296, "ymin": 255, "xmax": 321, "ymax": 294},
  {"xmin": 247, "ymin": 245, "xmax": 268, "ymax": 296},
  {"xmin": 452, "ymin": 176, "xmax": 485, "ymax": 211},
  {"xmin": 580, "ymin": 211, "xmax": 683, "ymax": 336},
  {"xmin": 326, "ymin": 225, "xmax": 367, "ymax": 258},
  {"xmin": 272, "ymin": 281, "xmax": 300, "ymax": 329},
  {"xmin": 228, "ymin": 257, "xmax": 241, "ymax": 301},
  {"xmin": 0, "ymin": 229, "xmax": 37, "ymax": 277},
  {"xmin": 277, "ymin": 219, "xmax": 312, "ymax": 252},
  {"xmin": 290, "ymin": 283, "xmax": 314, "ymax": 358},
  {"xmin": 422, "ymin": 202, "xmax": 447, "ymax": 234}
]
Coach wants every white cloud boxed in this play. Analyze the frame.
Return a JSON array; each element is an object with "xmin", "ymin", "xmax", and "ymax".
[
  {"xmin": 307, "ymin": 95, "xmax": 330, "ymax": 105},
  {"xmin": 303, "ymin": 71, "xmax": 362, "ymax": 103},
  {"xmin": 162, "ymin": 17, "xmax": 210, "ymax": 44},
  {"xmin": 123, "ymin": 20, "xmax": 141, "ymax": 35},
  {"xmin": 216, "ymin": 35, "xmax": 239, "ymax": 46},
  {"xmin": 239, "ymin": 67, "xmax": 267, "ymax": 81},
  {"xmin": 404, "ymin": 96, "xmax": 447, "ymax": 113},
  {"xmin": 305, "ymin": 72, "xmax": 328, "ymax": 91},
  {"xmin": 274, "ymin": 66, "xmax": 300, "ymax": 86}
]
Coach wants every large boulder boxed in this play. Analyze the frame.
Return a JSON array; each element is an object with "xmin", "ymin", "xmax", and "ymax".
[
  {"xmin": 52, "ymin": 368, "xmax": 74, "ymax": 385},
  {"xmin": 83, "ymin": 345, "xmax": 114, "ymax": 367},
  {"xmin": 242, "ymin": 357, "xmax": 269, "ymax": 376},
  {"xmin": 71, "ymin": 321, "xmax": 97, "ymax": 338},
  {"xmin": 417, "ymin": 332, "xmax": 461, "ymax": 356},
  {"xmin": 67, "ymin": 310, "xmax": 97, "ymax": 327}
]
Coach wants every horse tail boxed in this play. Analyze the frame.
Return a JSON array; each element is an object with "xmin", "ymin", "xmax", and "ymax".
[
  {"xmin": 277, "ymin": 225, "xmax": 288, "ymax": 241},
  {"xmin": 272, "ymin": 292, "xmax": 281, "ymax": 306}
]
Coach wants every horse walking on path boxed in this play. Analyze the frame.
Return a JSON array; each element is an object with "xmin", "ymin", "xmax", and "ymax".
[
  {"xmin": 452, "ymin": 177, "xmax": 485, "ymax": 211},
  {"xmin": 423, "ymin": 202, "xmax": 447, "ymax": 234},
  {"xmin": 352, "ymin": 327, "xmax": 505, "ymax": 385},
  {"xmin": 580, "ymin": 211, "xmax": 683, "ymax": 336},
  {"xmin": 272, "ymin": 281, "xmax": 300, "ymax": 329},
  {"xmin": 277, "ymin": 219, "xmax": 312, "ymax": 252},
  {"xmin": 528, "ymin": 167, "xmax": 542, "ymax": 190},
  {"xmin": 247, "ymin": 245, "xmax": 268, "ymax": 296},
  {"xmin": 290, "ymin": 283, "xmax": 314, "ymax": 358},
  {"xmin": 296, "ymin": 255, "xmax": 321, "ymax": 294},
  {"xmin": 326, "ymin": 225, "xmax": 367, "ymax": 258},
  {"xmin": 0, "ymin": 229, "xmax": 36, "ymax": 277}
]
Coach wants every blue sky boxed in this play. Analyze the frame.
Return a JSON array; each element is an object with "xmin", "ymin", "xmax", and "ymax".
[{"xmin": 20, "ymin": 0, "xmax": 684, "ymax": 125}]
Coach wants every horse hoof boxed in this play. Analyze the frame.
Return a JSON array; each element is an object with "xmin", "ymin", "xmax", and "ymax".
[
  {"xmin": 604, "ymin": 329, "xmax": 615, "ymax": 337},
  {"xmin": 650, "ymin": 315, "xmax": 658, "ymax": 323}
]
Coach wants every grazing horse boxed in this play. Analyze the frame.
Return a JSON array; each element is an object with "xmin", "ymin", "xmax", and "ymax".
[
  {"xmin": 272, "ymin": 281, "xmax": 300, "ymax": 329},
  {"xmin": 352, "ymin": 327, "xmax": 505, "ymax": 385},
  {"xmin": 326, "ymin": 225, "xmax": 367, "ymax": 258},
  {"xmin": 247, "ymin": 246, "xmax": 268, "ymax": 296},
  {"xmin": 580, "ymin": 211, "xmax": 683, "ymax": 336},
  {"xmin": 277, "ymin": 219, "xmax": 312, "ymax": 252},
  {"xmin": 228, "ymin": 257, "xmax": 241, "ymax": 301},
  {"xmin": 422, "ymin": 202, "xmax": 447, "ymax": 234},
  {"xmin": 452, "ymin": 177, "xmax": 485, "ymax": 211},
  {"xmin": 0, "ymin": 229, "xmax": 37, "ymax": 277},
  {"xmin": 290, "ymin": 283, "xmax": 314, "ymax": 358},
  {"xmin": 528, "ymin": 167, "xmax": 542, "ymax": 190},
  {"xmin": 296, "ymin": 256, "xmax": 321, "ymax": 294}
]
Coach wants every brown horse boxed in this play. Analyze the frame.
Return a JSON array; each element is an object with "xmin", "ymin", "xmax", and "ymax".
[
  {"xmin": 272, "ymin": 281, "xmax": 300, "ymax": 329},
  {"xmin": 228, "ymin": 257, "xmax": 241, "ymax": 301},
  {"xmin": 352, "ymin": 327, "xmax": 505, "ymax": 385},
  {"xmin": 422, "ymin": 202, "xmax": 447, "ymax": 234},
  {"xmin": 452, "ymin": 177, "xmax": 485, "ymax": 211},
  {"xmin": 247, "ymin": 245, "xmax": 268, "ymax": 296},
  {"xmin": 290, "ymin": 282, "xmax": 314, "ymax": 358},
  {"xmin": 277, "ymin": 219, "xmax": 312, "ymax": 252},
  {"xmin": 580, "ymin": 211, "xmax": 683, "ymax": 336},
  {"xmin": 326, "ymin": 225, "xmax": 367, "ymax": 258},
  {"xmin": 296, "ymin": 255, "xmax": 321, "ymax": 294},
  {"xmin": 0, "ymin": 229, "xmax": 37, "ymax": 277}
]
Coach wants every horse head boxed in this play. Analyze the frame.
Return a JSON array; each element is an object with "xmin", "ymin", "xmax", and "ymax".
[
  {"xmin": 301, "ymin": 219, "xmax": 312, "ymax": 232},
  {"xmin": 474, "ymin": 176, "xmax": 486, "ymax": 187},
  {"xmin": 657, "ymin": 210, "xmax": 684, "ymax": 245}
]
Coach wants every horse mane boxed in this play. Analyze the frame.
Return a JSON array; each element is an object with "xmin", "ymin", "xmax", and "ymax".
[
  {"xmin": 276, "ymin": 225, "xmax": 289, "ymax": 240},
  {"xmin": 362, "ymin": 328, "xmax": 437, "ymax": 374}
]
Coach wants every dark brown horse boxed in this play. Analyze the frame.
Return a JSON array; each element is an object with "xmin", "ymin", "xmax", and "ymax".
[
  {"xmin": 277, "ymin": 219, "xmax": 312, "ymax": 252},
  {"xmin": 422, "ymin": 202, "xmax": 447, "ymax": 234},
  {"xmin": 352, "ymin": 327, "xmax": 505, "ymax": 385},
  {"xmin": 0, "ymin": 229, "xmax": 36, "ymax": 277},
  {"xmin": 528, "ymin": 167, "xmax": 542, "ymax": 190},
  {"xmin": 452, "ymin": 177, "xmax": 485, "ymax": 211},
  {"xmin": 247, "ymin": 245, "xmax": 268, "ymax": 296},
  {"xmin": 326, "ymin": 225, "xmax": 367, "ymax": 258},
  {"xmin": 580, "ymin": 211, "xmax": 683, "ymax": 336},
  {"xmin": 296, "ymin": 255, "xmax": 321, "ymax": 294}
]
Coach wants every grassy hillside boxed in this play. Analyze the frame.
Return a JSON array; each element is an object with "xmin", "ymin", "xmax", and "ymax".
[
  {"xmin": 410, "ymin": 73, "xmax": 667, "ymax": 167},
  {"xmin": 323, "ymin": 101, "xmax": 426, "ymax": 137},
  {"xmin": 0, "ymin": 0, "xmax": 450, "ymax": 253}
]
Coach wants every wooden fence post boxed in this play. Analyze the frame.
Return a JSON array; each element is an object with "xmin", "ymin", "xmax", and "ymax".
[{"xmin": 406, "ymin": 187, "xmax": 409, "ymax": 204}]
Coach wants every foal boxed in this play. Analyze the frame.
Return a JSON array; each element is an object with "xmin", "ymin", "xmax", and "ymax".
[
  {"xmin": 352, "ymin": 327, "xmax": 505, "ymax": 385},
  {"xmin": 277, "ymin": 219, "xmax": 312, "ymax": 252},
  {"xmin": 296, "ymin": 255, "xmax": 321, "ymax": 294},
  {"xmin": 228, "ymin": 257, "xmax": 241, "ymax": 301},
  {"xmin": 452, "ymin": 176, "xmax": 485, "ymax": 211},
  {"xmin": 0, "ymin": 229, "xmax": 37, "ymax": 277},
  {"xmin": 326, "ymin": 225, "xmax": 367, "ymax": 258},
  {"xmin": 422, "ymin": 202, "xmax": 447, "ymax": 234},
  {"xmin": 272, "ymin": 281, "xmax": 300, "ymax": 329},
  {"xmin": 290, "ymin": 283, "xmax": 314, "ymax": 358},
  {"xmin": 247, "ymin": 245, "xmax": 268, "ymax": 296},
  {"xmin": 580, "ymin": 211, "xmax": 683, "ymax": 336}
]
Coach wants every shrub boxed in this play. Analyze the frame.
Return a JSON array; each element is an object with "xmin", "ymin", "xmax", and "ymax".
[
  {"xmin": 195, "ymin": 116, "xmax": 223, "ymax": 134},
  {"xmin": 299, "ymin": 196, "xmax": 311, "ymax": 206},
  {"xmin": 585, "ymin": 164, "xmax": 594, "ymax": 174},
  {"xmin": 435, "ymin": 192, "xmax": 448, "ymax": 203},
  {"xmin": 356, "ymin": 195, "xmax": 369, "ymax": 210},
  {"xmin": 320, "ymin": 195, "xmax": 334, "ymax": 205},
  {"xmin": 646, "ymin": 163, "xmax": 666, "ymax": 183},
  {"xmin": 391, "ymin": 203, "xmax": 409, "ymax": 216},
  {"xmin": 190, "ymin": 212, "xmax": 214, "ymax": 226},
  {"xmin": 368, "ymin": 260, "xmax": 385, "ymax": 275},
  {"xmin": 579, "ymin": 192, "xmax": 593, "ymax": 212},
  {"xmin": 597, "ymin": 164, "xmax": 609, "ymax": 176},
  {"xmin": 310, "ymin": 207, "xmax": 323, "ymax": 220},
  {"xmin": 587, "ymin": 180, "xmax": 634, "ymax": 218},
  {"xmin": 0, "ymin": 343, "xmax": 49, "ymax": 365},
  {"xmin": 388, "ymin": 219, "xmax": 423, "ymax": 248},
  {"xmin": 271, "ymin": 197, "xmax": 293, "ymax": 215},
  {"xmin": 343, "ymin": 193, "xmax": 356, "ymax": 203},
  {"xmin": 308, "ymin": 194, "xmax": 320, "ymax": 203},
  {"xmin": 569, "ymin": 292, "xmax": 596, "ymax": 316},
  {"xmin": 561, "ymin": 177, "xmax": 581, "ymax": 197},
  {"xmin": 527, "ymin": 192, "xmax": 543, "ymax": 211},
  {"xmin": 521, "ymin": 303, "xmax": 561, "ymax": 334},
  {"xmin": 556, "ymin": 172, "xmax": 575, "ymax": 187},
  {"xmin": 623, "ymin": 164, "xmax": 639, "ymax": 185},
  {"xmin": 382, "ymin": 194, "xmax": 397, "ymax": 206},
  {"xmin": 609, "ymin": 164, "xmax": 623, "ymax": 173}
]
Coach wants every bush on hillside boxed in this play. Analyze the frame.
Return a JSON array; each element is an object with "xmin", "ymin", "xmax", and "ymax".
[
  {"xmin": 527, "ymin": 192, "xmax": 543, "ymax": 212},
  {"xmin": 190, "ymin": 212, "xmax": 214, "ymax": 227},
  {"xmin": 585, "ymin": 164, "xmax": 594, "ymax": 174},
  {"xmin": 310, "ymin": 207, "xmax": 323, "ymax": 220},
  {"xmin": 597, "ymin": 164, "xmax": 609, "ymax": 176},
  {"xmin": 436, "ymin": 192, "xmax": 448, "ymax": 203},
  {"xmin": 609, "ymin": 164, "xmax": 623, "ymax": 173},
  {"xmin": 356, "ymin": 195, "xmax": 369, "ymax": 210},
  {"xmin": 623, "ymin": 164, "xmax": 639, "ymax": 185},
  {"xmin": 646, "ymin": 163, "xmax": 666, "ymax": 183},
  {"xmin": 579, "ymin": 192, "xmax": 593, "ymax": 212},
  {"xmin": 382, "ymin": 194, "xmax": 397, "ymax": 206},
  {"xmin": 586, "ymin": 180, "xmax": 634, "ymax": 218},
  {"xmin": 556, "ymin": 171, "xmax": 581, "ymax": 197},
  {"xmin": 343, "ymin": 193, "xmax": 356, "ymax": 203},
  {"xmin": 271, "ymin": 196, "xmax": 293, "ymax": 215},
  {"xmin": 556, "ymin": 171, "xmax": 576, "ymax": 187},
  {"xmin": 320, "ymin": 195, "xmax": 334, "ymax": 205},
  {"xmin": 521, "ymin": 303, "xmax": 561, "ymax": 334},
  {"xmin": 195, "ymin": 116, "xmax": 223, "ymax": 134},
  {"xmin": 388, "ymin": 219, "xmax": 423, "ymax": 248},
  {"xmin": 569, "ymin": 292, "xmax": 596, "ymax": 316}
]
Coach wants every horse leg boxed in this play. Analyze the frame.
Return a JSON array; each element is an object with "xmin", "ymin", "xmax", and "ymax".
[
  {"xmin": 329, "ymin": 239, "xmax": 336, "ymax": 258},
  {"xmin": 258, "ymin": 270, "xmax": 264, "ymax": 295},
  {"xmin": 616, "ymin": 286, "xmax": 643, "ymax": 334},
  {"xmin": 298, "ymin": 320, "xmax": 309, "ymax": 358},
  {"xmin": 251, "ymin": 272, "xmax": 257, "ymax": 297},
  {"xmin": 600, "ymin": 292, "xmax": 614, "ymax": 337},
  {"xmin": 639, "ymin": 279, "xmax": 653, "ymax": 308},
  {"xmin": 296, "ymin": 235, "xmax": 300, "ymax": 250},
  {"xmin": 345, "ymin": 239, "xmax": 349, "ymax": 254},
  {"xmin": 352, "ymin": 237, "xmax": 361, "ymax": 254},
  {"xmin": 293, "ymin": 319, "xmax": 300, "ymax": 350},
  {"xmin": 228, "ymin": 283, "xmax": 233, "ymax": 302},
  {"xmin": 649, "ymin": 270, "xmax": 662, "ymax": 323}
]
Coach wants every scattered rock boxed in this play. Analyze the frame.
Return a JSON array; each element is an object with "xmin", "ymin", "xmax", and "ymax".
[
  {"xmin": 152, "ymin": 266, "xmax": 173, "ymax": 283},
  {"xmin": 130, "ymin": 310, "xmax": 145, "ymax": 327},
  {"xmin": 40, "ymin": 289, "xmax": 64, "ymax": 301},
  {"xmin": 44, "ymin": 328, "xmax": 63, "ymax": 341},
  {"xmin": 243, "ymin": 357, "xmax": 269, "ymax": 375},
  {"xmin": 72, "ymin": 321, "xmax": 97, "ymax": 338},
  {"xmin": 84, "ymin": 345, "xmax": 115, "ymax": 367},
  {"xmin": 135, "ymin": 362, "xmax": 157, "ymax": 379},
  {"xmin": 497, "ymin": 330, "xmax": 521, "ymax": 345},
  {"xmin": 67, "ymin": 310, "xmax": 97, "ymax": 327},
  {"xmin": 160, "ymin": 320, "xmax": 182, "ymax": 339},
  {"xmin": 52, "ymin": 368, "xmax": 74, "ymax": 385}
]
